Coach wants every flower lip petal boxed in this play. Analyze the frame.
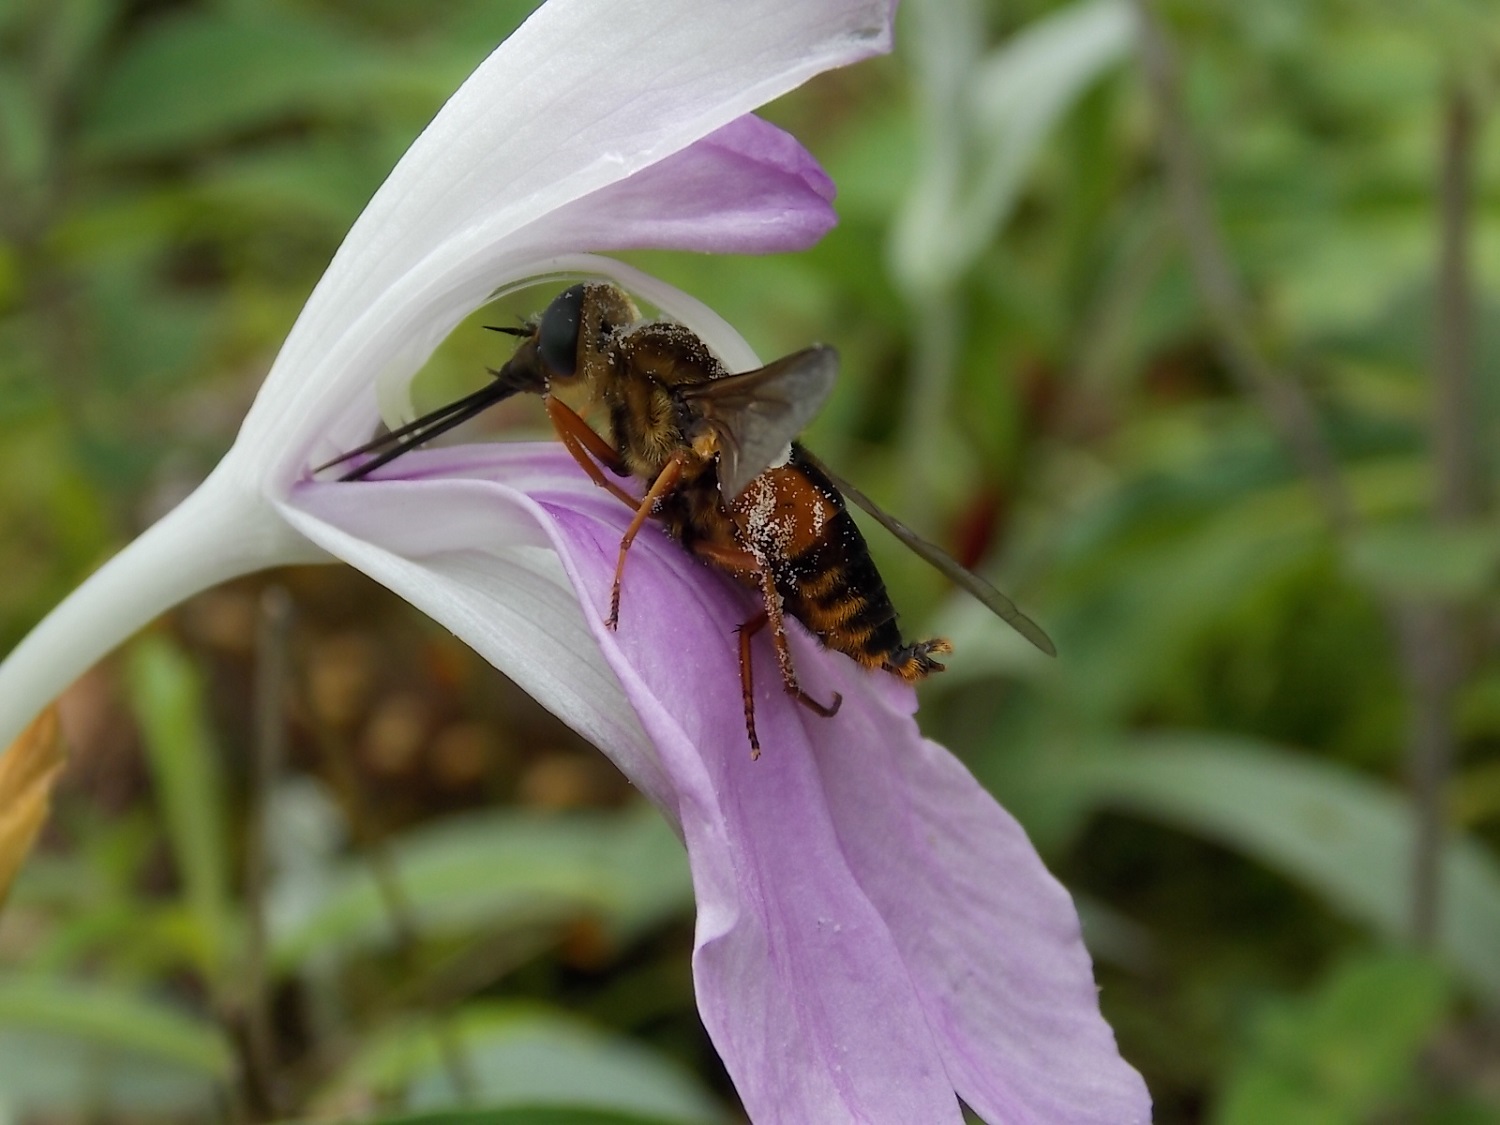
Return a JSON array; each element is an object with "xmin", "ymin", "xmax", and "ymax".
[
  {"xmin": 537, "ymin": 485, "xmax": 1149, "ymax": 1122},
  {"xmin": 290, "ymin": 441, "xmax": 1149, "ymax": 1122},
  {"xmin": 809, "ymin": 698, "xmax": 1155, "ymax": 1122},
  {"xmin": 291, "ymin": 448, "xmax": 964, "ymax": 1120}
]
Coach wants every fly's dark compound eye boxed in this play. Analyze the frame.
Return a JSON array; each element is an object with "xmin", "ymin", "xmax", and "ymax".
[{"xmin": 537, "ymin": 284, "xmax": 586, "ymax": 377}]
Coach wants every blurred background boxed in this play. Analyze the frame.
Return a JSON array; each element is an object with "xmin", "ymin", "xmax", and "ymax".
[{"xmin": 2, "ymin": 0, "xmax": 1499, "ymax": 1121}]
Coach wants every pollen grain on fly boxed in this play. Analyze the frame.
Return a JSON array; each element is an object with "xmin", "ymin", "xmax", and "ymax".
[{"xmin": 326, "ymin": 281, "xmax": 1053, "ymax": 755}]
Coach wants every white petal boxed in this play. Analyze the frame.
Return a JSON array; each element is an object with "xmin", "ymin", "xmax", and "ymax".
[
  {"xmin": 277, "ymin": 449, "xmax": 676, "ymax": 813},
  {"xmin": 0, "ymin": 0, "xmax": 895, "ymax": 753},
  {"xmin": 233, "ymin": 0, "xmax": 893, "ymax": 491}
]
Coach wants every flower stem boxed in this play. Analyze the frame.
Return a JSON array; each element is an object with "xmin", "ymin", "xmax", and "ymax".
[
  {"xmin": 1406, "ymin": 85, "xmax": 1480, "ymax": 951},
  {"xmin": 0, "ymin": 473, "xmax": 322, "ymax": 752}
]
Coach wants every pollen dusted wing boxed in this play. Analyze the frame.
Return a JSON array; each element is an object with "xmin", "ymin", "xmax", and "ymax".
[{"xmin": 679, "ymin": 345, "xmax": 839, "ymax": 501}]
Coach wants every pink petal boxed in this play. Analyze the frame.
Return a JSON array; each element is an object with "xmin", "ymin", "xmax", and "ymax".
[
  {"xmin": 533, "ymin": 503, "xmax": 962, "ymax": 1122},
  {"xmin": 518, "ymin": 115, "xmax": 839, "ymax": 257},
  {"xmin": 808, "ymin": 691, "xmax": 1154, "ymax": 1123},
  {"xmin": 287, "ymin": 446, "xmax": 1150, "ymax": 1123}
]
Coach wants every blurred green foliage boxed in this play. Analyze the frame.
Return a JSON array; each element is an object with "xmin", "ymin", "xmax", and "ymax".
[
  {"xmin": 1216, "ymin": 953, "xmax": 1454, "ymax": 1125},
  {"xmin": 2, "ymin": 0, "xmax": 1499, "ymax": 1122}
]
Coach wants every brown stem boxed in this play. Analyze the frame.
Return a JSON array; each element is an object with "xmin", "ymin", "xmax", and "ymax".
[
  {"xmin": 1130, "ymin": 0, "xmax": 1356, "ymax": 536},
  {"xmin": 307, "ymin": 699, "xmax": 479, "ymax": 1102},
  {"xmin": 1405, "ymin": 86, "xmax": 1479, "ymax": 950},
  {"xmin": 1433, "ymin": 89, "xmax": 1479, "ymax": 525},
  {"xmin": 1397, "ymin": 602, "xmax": 1458, "ymax": 950},
  {"xmin": 243, "ymin": 587, "xmax": 293, "ymax": 1118}
]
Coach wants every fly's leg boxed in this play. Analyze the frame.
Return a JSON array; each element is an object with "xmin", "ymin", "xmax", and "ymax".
[
  {"xmin": 607, "ymin": 454, "xmax": 685, "ymax": 630},
  {"xmin": 694, "ymin": 542, "xmax": 842, "ymax": 758},
  {"xmin": 545, "ymin": 395, "xmax": 637, "ymax": 509},
  {"xmin": 754, "ymin": 562, "xmax": 842, "ymax": 722},
  {"xmin": 545, "ymin": 397, "xmax": 682, "ymax": 630},
  {"xmin": 737, "ymin": 612, "xmax": 768, "ymax": 759}
]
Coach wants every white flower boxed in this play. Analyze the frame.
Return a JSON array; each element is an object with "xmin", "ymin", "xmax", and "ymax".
[{"xmin": 0, "ymin": 2, "xmax": 1151, "ymax": 1119}]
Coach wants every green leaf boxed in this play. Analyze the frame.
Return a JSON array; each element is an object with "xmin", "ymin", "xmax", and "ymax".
[
  {"xmin": 78, "ymin": 9, "xmax": 391, "ymax": 158},
  {"xmin": 939, "ymin": 458, "xmax": 1328, "ymax": 715},
  {"xmin": 1076, "ymin": 734, "xmax": 1500, "ymax": 1004},
  {"xmin": 1216, "ymin": 952, "xmax": 1452, "ymax": 1124},
  {"xmin": 270, "ymin": 805, "xmax": 691, "ymax": 968},
  {"xmin": 0, "ymin": 63, "xmax": 48, "ymax": 190},
  {"xmin": 892, "ymin": 0, "xmax": 1135, "ymax": 293},
  {"xmin": 1454, "ymin": 760, "xmax": 1500, "ymax": 828},
  {"xmin": 964, "ymin": 0, "xmax": 1134, "ymax": 244},
  {"xmin": 199, "ymin": 142, "xmax": 389, "ymax": 230},
  {"xmin": 1346, "ymin": 523, "xmax": 1500, "ymax": 600},
  {"xmin": 0, "ymin": 238, "xmax": 20, "ymax": 311},
  {"xmin": 0, "ymin": 974, "xmax": 231, "ymax": 1114},
  {"xmin": 38, "ymin": 0, "xmax": 119, "ymax": 100},
  {"xmin": 124, "ymin": 634, "xmax": 233, "ymax": 978},
  {"xmin": 78, "ymin": 254, "xmax": 221, "ymax": 394},
  {"xmin": 0, "ymin": 974, "xmax": 231, "ymax": 1073},
  {"xmin": 311, "ymin": 1002, "xmax": 723, "ymax": 1124}
]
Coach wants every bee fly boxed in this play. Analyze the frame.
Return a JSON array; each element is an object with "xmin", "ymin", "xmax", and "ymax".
[{"xmin": 318, "ymin": 282, "xmax": 1055, "ymax": 757}]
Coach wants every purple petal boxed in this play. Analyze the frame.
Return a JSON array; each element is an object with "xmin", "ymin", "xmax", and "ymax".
[
  {"xmin": 533, "ymin": 506, "xmax": 961, "ymax": 1122},
  {"xmin": 807, "ymin": 695, "xmax": 1154, "ymax": 1123},
  {"xmin": 517, "ymin": 115, "xmax": 839, "ymax": 256},
  {"xmin": 288, "ymin": 446, "xmax": 1150, "ymax": 1123}
]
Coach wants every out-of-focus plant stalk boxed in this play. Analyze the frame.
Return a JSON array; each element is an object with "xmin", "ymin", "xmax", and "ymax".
[
  {"xmin": 1397, "ymin": 603, "xmax": 1460, "ymax": 951},
  {"xmin": 1131, "ymin": 0, "xmax": 1478, "ymax": 954},
  {"xmin": 244, "ymin": 587, "xmax": 293, "ymax": 1118},
  {"xmin": 1433, "ymin": 90, "xmax": 1479, "ymax": 528},
  {"xmin": 1129, "ymin": 0, "xmax": 1355, "ymax": 536},
  {"xmin": 306, "ymin": 687, "xmax": 479, "ymax": 1103},
  {"xmin": 1405, "ymin": 87, "xmax": 1480, "ymax": 951}
]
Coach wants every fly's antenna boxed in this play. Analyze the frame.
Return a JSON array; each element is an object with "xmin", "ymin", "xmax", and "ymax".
[{"xmin": 313, "ymin": 378, "xmax": 517, "ymax": 481}]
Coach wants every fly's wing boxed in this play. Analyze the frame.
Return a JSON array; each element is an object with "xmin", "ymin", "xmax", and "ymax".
[
  {"xmin": 798, "ymin": 449, "xmax": 1058, "ymax": 658},
  {"xmin": 679, "ymin": 345, "xmax": 838, "ymax": 500}
]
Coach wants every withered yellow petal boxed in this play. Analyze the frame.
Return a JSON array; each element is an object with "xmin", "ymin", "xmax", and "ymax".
[{"xmin": 0, "ymin": 706, "xmax": 65, "ymax": 908}]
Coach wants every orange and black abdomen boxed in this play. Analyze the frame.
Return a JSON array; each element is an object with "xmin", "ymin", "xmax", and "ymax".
[{"xmin": 732, "ymin": 445, "xmax": 950, "ymax": 681}]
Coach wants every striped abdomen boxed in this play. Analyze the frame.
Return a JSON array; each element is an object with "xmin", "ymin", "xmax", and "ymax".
[{"xmin": 731, "ymin": 446, "xmax": 950, "ymax": 681}]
